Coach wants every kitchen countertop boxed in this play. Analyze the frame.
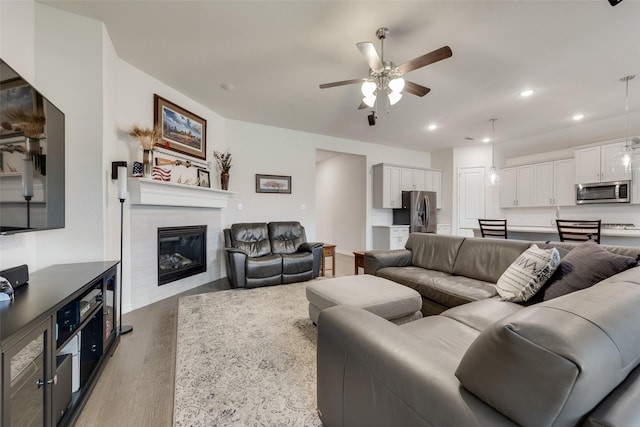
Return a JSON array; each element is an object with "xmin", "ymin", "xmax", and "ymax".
[{"xmin": 472, "ymin": 225, "xmax": 640, "ymax": 237}]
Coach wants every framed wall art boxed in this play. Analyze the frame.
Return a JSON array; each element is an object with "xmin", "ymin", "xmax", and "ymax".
[
  {"xmin": 154, "ymin": 94, "xmax": 207, "ymax": 159},
  {"xmin": 0, "ymin": 77, "xmax": 43, "ymax": 140},
  {"xmin": 198, "ymin": 169, "xmax": 210, "ymax": 188},
  {"xmin": 255, "ymin": 174, "xmax": 291, "ymax": 194}
]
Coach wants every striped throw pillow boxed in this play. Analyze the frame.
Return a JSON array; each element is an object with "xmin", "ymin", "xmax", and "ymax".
[{"xmin": 496, "ymin": 245, "xmax": 561, "ymax": 302}]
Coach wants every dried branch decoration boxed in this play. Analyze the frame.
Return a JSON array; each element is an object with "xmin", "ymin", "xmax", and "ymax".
[
  {"xmin": 128, "ymin": 124, "xmax": 163, "ymax": 150},
  {"xmin": 4, "ymin": 107, "xmax": 46, "ymax": 137},
  {"xmin": 213, "ymin": 150, "xmax": 232, "ymax": 173}
]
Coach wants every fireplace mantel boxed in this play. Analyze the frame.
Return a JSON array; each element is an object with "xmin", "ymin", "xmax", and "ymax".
[{"xmin": 128, "ymin": 178, "xmax": 235, "ymax": 208}]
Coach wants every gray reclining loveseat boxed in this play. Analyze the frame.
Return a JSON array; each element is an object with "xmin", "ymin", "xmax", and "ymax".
[{"xmin": 223, "ymin": 221, "xmax": 323, "ymax": 288}]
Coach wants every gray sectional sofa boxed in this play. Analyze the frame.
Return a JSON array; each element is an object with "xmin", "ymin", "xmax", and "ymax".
[
  {"xmin": 318, "ymin": 233, "xmax": 640, "ymax": 427},
  {"xmin": 364, "ymin": 233, "xmax": 638, "ymax": 315}
]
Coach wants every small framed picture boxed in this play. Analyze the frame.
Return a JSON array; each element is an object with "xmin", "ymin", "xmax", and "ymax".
[
  {"xmin": 198, "ymin": 169, "xmax": 210, "ymax": 188},
  {"xmin": 255, "ymin": 174, "xmax": 291, "ymax": 194}
]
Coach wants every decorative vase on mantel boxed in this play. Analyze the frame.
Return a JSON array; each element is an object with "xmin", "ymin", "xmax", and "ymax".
[
  {"xmin": 220, "ymin": 172, "xmax": 230, "ymax": 191},
  {"xmin": 143, "ymin": 149, "xmax": 154, "ymax": 177}
]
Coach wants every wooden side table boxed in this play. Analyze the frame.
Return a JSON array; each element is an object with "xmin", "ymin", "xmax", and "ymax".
[
  {"xmin": 322, "ymin": 244, "xmax": 336, "ymax": 277},
  {"xmin": 353, "ymin": 251, "xmax": 365, "ymax": 275}
]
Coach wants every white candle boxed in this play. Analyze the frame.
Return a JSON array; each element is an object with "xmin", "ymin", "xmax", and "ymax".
[
  {"xmin": 117, "ymin": 166, "xmax": 127, "ymax": 200},
  {"xmin": 22, "ymin": 159, "xmax": 34, "ymax": 198}
]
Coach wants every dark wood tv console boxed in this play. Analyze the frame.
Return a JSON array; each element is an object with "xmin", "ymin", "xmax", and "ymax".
[{"xmin": 1, "ymin": 261, "xmax": 120, "ymax": 426}]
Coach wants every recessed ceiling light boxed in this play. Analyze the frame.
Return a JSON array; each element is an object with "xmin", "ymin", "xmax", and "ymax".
[
  {"xmin": 482, "ymin": 137, "xmax": 491, "ymax": 143},
  {"xmin": 520, "ymin": 89, "xmax": 535, "ymax": 97},
  {"xmin": 220, "ymin": 82, "xmax": 236, "ymax": 91},
  {"xmin": 572, "ymin": 113, "xmax": 585, "ymax": 121},
  {"xmin": 428, "ymin": 124, "xmax": 437, "ymax": 130}
]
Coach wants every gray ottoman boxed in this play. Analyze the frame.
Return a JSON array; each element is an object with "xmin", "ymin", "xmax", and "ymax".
[{"xmin": 306, "ymin": 274, "xmax": 423, "ymax": 325}]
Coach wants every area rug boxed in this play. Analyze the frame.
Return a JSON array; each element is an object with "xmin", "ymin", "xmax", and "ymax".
[{"xmin": 173, "ymin": 283, "xmax": 322, "ymax": 426}]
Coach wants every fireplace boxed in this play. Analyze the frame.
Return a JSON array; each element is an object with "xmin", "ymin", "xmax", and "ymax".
[{"xmin": 157, "ymin": 225, "xmax": 207, "ymax": 286}]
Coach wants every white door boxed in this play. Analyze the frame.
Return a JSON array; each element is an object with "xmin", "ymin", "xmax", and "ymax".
[{"xmin": 458, "ymin": 167, "xmax": 486, "ymax": 232}]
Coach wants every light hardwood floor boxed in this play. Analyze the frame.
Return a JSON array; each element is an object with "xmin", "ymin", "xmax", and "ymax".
[{"xmin": 76, "ymin": 252, "xmax": 357, "ymax": 426}]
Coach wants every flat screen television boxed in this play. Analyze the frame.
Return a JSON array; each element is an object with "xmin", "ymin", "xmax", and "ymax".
[{"xmin": 0, "ymin": 58, "xmax": 65, "ymax": 234}]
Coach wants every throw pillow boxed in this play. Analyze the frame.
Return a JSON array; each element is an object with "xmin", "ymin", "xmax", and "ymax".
[
  {"xmin": 496, "ymin": 245, "xmax": 561, "ymax": 302},
  {"xmin": 539, "ymin": 241, "xmax": 638, "ymax": 301}
]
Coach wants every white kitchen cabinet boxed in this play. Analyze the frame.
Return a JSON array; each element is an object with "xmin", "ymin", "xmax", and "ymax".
[
  {"xmin": 401, "ymin": 168, "xmax": 428, "ymax": 191},
  {"xmin": 502, "ymin": 160, "xmax": 575, "ymax": 208},
  {"xmin": 499, "ymin": 168, "xmax": 518, "ymax": 207},
  {"xmin": 533, "ymin": 159, "xmax": 575, "ymax": 207},
  {"xmin": 553, "ymin": 158, "xmax": 576, "ymax": 206},
  {"xmin": 372, "ymin": 226, "xmax": 410, "ymax": 250},
  {"xmin": 574, "ymin": 142, "xmax": 631, "ymax": 184},
  {"xmin": 601, "ymin": 142, "xmax": 631, "ymax": 182},
  {"xmin": 534, "ymin": 162, "xmax": 554, "ymax": 206},
  {"xmin": 516, "ymin": 165, "xmax": 535, "ymax": 207},
  {"xmin": 373, "ymin": 164, "xmax": 402, "ymax": 208}
]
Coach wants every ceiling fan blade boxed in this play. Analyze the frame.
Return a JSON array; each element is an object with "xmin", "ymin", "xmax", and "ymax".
[
  {"xmin": 356, "ymin": 42, "xmax": 384, "ymax": 73},
  {"xmin": 404, "ymin": 81, "xmax": 431, "ymax": 97},
  {"xmin": 358, "ymin": 101, "xmax": 368, "ymax": 110},
  {"xmin": 319, "ymin": 78, "xmax": 364, "ymax": 89},
  {"xmin": 396, "ymin": 46, "xmax": 453, "ymax": 75}
]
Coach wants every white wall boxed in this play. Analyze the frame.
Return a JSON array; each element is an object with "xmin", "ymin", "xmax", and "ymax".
[
  {"xmin": 223, "ymin": 119, "xmax": 431, "ymax": 248},
  {"xmin": 1, "ymin": 3, "xmax": 106, "ymax": 270},
  {"xmin": 0, "ymin": 1, "xmax": 434, "ymax": 311},
  {"xmin": 316, "ymin": 152, "xmax": 366, "ymax": 254},
  {"xmin": 431, "ymin": 148, "xmax": 454, "ymax": 226}
]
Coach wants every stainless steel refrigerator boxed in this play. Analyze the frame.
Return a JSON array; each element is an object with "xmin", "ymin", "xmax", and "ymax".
[{"xmin": 392, "ymin": 191, "xmax": 437, "ymax": 233}]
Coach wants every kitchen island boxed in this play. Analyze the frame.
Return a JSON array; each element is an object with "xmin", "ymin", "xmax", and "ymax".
[{"xmin": 472, "ymin": 223, "xmax": 640, "ymax": 246}]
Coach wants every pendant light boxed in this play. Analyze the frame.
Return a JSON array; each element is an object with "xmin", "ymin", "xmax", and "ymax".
[
  {"xmin": 613, "ymin": 75, "xmax": 638, "ymax": 174},
  {"xmin": 487, "ymin": 118, "xmax": 501, "ymax": 186}
]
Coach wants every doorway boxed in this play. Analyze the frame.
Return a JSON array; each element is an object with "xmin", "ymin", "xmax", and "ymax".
[{"xmin": 315, "ymin": 150, "xmax": 366, "ymax": 254}]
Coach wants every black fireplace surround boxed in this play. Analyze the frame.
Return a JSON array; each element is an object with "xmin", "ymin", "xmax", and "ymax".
[{"xmin": 157, "ymin": 225, "xmax": 206, "ymax": 286}]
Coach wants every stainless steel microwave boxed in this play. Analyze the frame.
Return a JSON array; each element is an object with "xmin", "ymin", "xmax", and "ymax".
[{"xmin": 576, "ymin": 181, "xmax": 630, "ymax": 204}]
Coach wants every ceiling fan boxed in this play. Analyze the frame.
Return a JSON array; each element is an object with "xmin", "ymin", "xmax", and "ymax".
[{"xmin": 319, "ymin": 27, "xmax": 452, "ymax": 110}]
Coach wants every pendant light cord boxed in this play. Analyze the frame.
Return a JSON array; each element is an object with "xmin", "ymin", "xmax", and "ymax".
[{"xmin": 490, "ymin": 118, "xmax": 497, "ymax": 167}]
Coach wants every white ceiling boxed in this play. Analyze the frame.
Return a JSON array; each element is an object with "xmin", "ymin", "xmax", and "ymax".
[{"xmin": 40, "ymin": 0, "xmax": 640, "ymax": 159}]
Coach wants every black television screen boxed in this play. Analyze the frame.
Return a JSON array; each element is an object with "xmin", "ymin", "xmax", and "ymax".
[{"xmin": 0, "ymin": 58, "xmax": 65, "ymax": 234}]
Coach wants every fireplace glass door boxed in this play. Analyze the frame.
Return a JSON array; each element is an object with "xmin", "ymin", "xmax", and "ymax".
[{"xmin": 157, "ymin": 225, "xmax": 207, "ymax": 285}]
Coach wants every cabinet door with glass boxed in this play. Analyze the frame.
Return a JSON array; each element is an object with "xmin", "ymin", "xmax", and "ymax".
[{"xmin": 1, "ymin": 318, "xmax": 54, "ymax": 427}]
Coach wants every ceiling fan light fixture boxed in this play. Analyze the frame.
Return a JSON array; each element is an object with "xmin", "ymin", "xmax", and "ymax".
[
  {"xmin": 388, "ymin": 91, "xmax": 402, "ymax": 106},
  {"xmin": 362, "ymin": 80, "xmax": 377, "ymax": 97},
  {"xmin": 388, "ymin": 77, "xmax": 405, "ymax": 93},
  {"xmin": 363, "ymin": 94, "xmax": 377, "ymax": 108}
]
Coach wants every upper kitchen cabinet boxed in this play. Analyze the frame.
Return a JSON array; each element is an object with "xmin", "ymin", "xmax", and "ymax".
[
  {"xmin": 401, "ymin": 168, "xmax": 427, "ymax": 191},
  {"xmin": 375, "ymin": 164, "xmax": 442, "ymax": 209},
  {"xmin": 373, "ymin": 164, "xmax": 402, "ymax": 208},
  {"xmin": 575, "ymin": 141, "xmax": 631, "ymax": 184},
  {"xmin": 501, "ymin": 159, "xmax": 575, "ymax": 208},
  {"xmin": 499, "ymin": 166, "xmax": 533, "ymax": 207}
]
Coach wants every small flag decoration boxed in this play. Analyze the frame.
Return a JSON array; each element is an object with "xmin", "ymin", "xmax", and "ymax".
[
  {"xmin": 132, "ymin": 161, "xmax": 144, "ymax": 177},
  {"xmin": 152, "ymin": 166, "xmax": 171, "ymax": 182}
]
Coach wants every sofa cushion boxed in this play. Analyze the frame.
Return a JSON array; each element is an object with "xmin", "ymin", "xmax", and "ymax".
[
  {"xmin": 420, "ymin": 276, "xmax": 498, "ymax": 308},
  {"xmin": 455, "ymin": 280, "xmax": 640, "ymax": 427},
  {"xmin": 452, "ymin": 237, "xmax": 530, "ymax": 283},
  {"xmin": 269, "ymin": 221, "xmax": 306, "ymax": 254},
  {"xmin": 440, "ymin": 297, "xmax": 522, "ymax": 333},
  {"xmin": 229, "ymin": 222, "xmax": 272, "ymax": 257},
  {"xmin": 496, "ymin": 245, "xmax": 560, "ymax": 302},
  {"xmin": 539, "ymin": 241, "xmax": 638, "ymax": 301},
  {"xmin": 376, "ymin": 266, "xmax": 451, "ymax": 291},
  {"xmin": 281, "ymin": 252, "xmax": 313, "ymax": 274},
  {"xmin": 405, "ymin": 233, "xmax": 465, "ymax": 274},
  {"xmin": 245, "ymin": 253, "xmax": 282, "ymax": 279}
]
